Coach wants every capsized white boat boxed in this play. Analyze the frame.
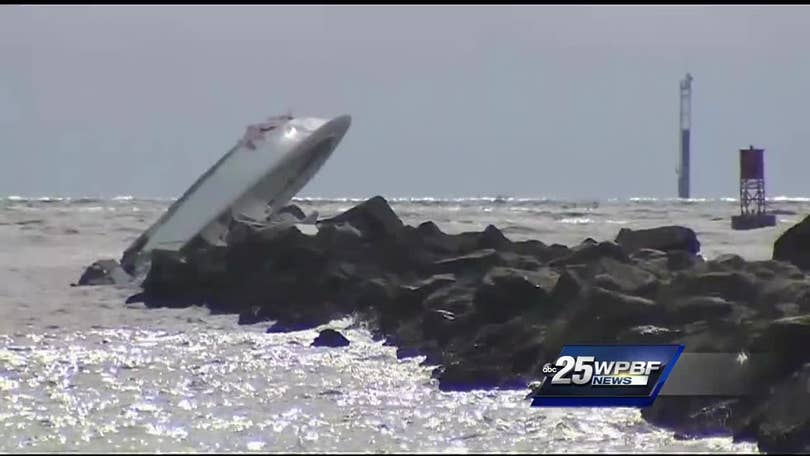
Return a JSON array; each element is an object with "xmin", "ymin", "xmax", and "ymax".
[{"xmin": 121, "ymin": 113, "xmax": 351, "ymax": 274}]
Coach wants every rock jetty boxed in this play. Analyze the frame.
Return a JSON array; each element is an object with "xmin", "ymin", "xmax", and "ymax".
[{"xmin": 82, "ymin": 197, "xmax": 810, "ymax": 453}]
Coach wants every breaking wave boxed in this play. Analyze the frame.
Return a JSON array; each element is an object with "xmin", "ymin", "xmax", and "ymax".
[
  {"xmin": 1, "ymin": 195, "xmax": 175, "ymax": 204},
  {"xmin": 3, "ymin": 194, "xmax": 810, "ymax": 207},
  {"xmin": 559, "ymin": 217, "xmax": 594, "ymax": 225},
  {"xmin": 770, "ymin": 195, "xmax": 810, "ymax": 203}
]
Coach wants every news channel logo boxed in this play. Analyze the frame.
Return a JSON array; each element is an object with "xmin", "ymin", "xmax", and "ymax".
[{"xmin": 529, "ymin": 344, "xmax": 684, "ymax": 407}]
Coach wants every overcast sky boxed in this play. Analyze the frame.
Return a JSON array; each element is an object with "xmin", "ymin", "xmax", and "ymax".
[{"xmin": 2, "ymin": 5, "xmax": 810, "ymax": 199}]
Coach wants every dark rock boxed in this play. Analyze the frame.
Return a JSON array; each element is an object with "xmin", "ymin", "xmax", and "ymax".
[
  {"xmin": 550, "ymin": 241, "xmax": 628, "ymax": 267},
  {"xmin": 615, "ymin": 325, "xmax": 684, "ymax": 344},
  {"xmin": 474, "ymin": 267, "xmax": 554, "ymax": 323},
  {"xmin": 669, "ymin": 271, "xmax": 759, "ymax": 305},
  {"xmin": 266, "ymin": 321, "xmax": 318, "ymax": 333},
  {"xmin": 550, "ymin": 268, "xmax": 588, "ymax": 304},
  {"xmin": 416, "ymin": 220, "xmax": 444, "ymax": 238},
  {"xmin": 710, "ymin": 254, "xmax": 747, "ymax": 271},
  {"xmin": 434, "ymin": 317, "xmax": 544, "ymax": 391},
  {"xmin": 511, "ymin": 239, "xmax": 547, "ymax": 256},
  {"xmin": 139, "ymin": 250, "xmax": 205, "ymax": 307},
  {"xmin": 224, "ymin": 219, "xmax": 258, "ymax": 245},
  {"xmin": 580, "ymin": 237, "xmax": 598, "ymax": 246},
  {"xmin": 431, "ymin": 249, "xmax": 501, "ymax": 275},
  {"xmin": 125, "ymin": 292, "xmax": 145, "ymax": 304},
  {"xmin": 420, "ymin": 308, "xmax": 470, "ymax": 346},
  {"xmin": 120, "ymin": 232, "xmax": 149, "ymax": 275},
  {"xmin": 630, "ymin": 248, "xmax": 671, "ymax": 278},
  {"xmin": 315, "ymin": 221, "xmax": 364, "ymax": 247},
  {"xmin": 755, "ymin": 278, "xmax": 810, "ymax": 315},
  {"xmin": 663, "ymin": 295, "xmax": 737, "ymax": 324},
  {"xmin": 405, "ymin": 273, "xmax": 457, "ymax": 294},
  {"xmin": 349, "ymin": 277, "xmax": 398, "ymax": 312},
  {"xmin": 311, "ymin": 329, "xmax": 350, "ymax": 347},
  {"xmin": 422, "ymin": 279, "xmax": 478, "ymax": 316},
  {"xmin": 318, "ymin": 196, "xmax": 403, "ymax": 241},
  {"xmin": 631, "ymin": 248, "xmax": 668, "ymax": 262},
  {"xmin": 667, "ymin": 250, "xmax": 704, "ymax": 271},
  {"xmin": 510, "ymin": 240, "xmax": 570, "ymax": 263},
  {"xmin": 496, "ymin": 251, "xmax": 543, "ymax": 271},
  {"xmin": 749, "ymin": 315, "xmax": 810, "ymax": 358},
  {"xmin": 583, "ymin": 286, "xmax": 658, "ymax": 325},
  {"xmin": 413, "ymin": 222, "xmax": 458, "ymax": 255},
  {"xmin": 615, "ymin": 225, "xmax": 701, "ymax": 255},
  {"xmin": 397, "ymin": 342, "xmax": 441, "ymax": 364},
  {"xmin": 548, "ymin": 243, "xmax": 572, "ymax": 256},
  {"xmin": 277, "ymin": 204, "xmax": 307, "ymax": 220},
  {"xmin": 671, "ymin": 322, "xmax": 748, "ymax": 353},
  {"xmin": 745, "ymin": 260, "xmax": 805, "ymax": 280},
  {"xmin": 746, "ymin": 364, "xmax": 810, "ymax": 453},
  {"xmin": 371, "ymin": 288, "xmax": 424, "ymax": 336},
  {"xmin": 76, "ymin": 259, "xmax": 132, "ymax": 286},
  {"xmin": 434, "ymin": 361, "xmax": 516, "ymax": 391},
  {"xmin": 775, "ymin": 302, "xmax": 801, "ymax": 318},
  {"xmin": 774, "ymin": 215, "xmax": 810, "ymax": 270},
  {"xmin": 418, "ymin": 225, "xmax": 513, "ymax": 257},
  {"xmin": 238, "ymin": 306, "xmax": 273, "ymax": 325},
  {"xmin": 642, "ymin": 398, "xmax": 743, "ymax": 440},
  {"xmin": 591, "ymin": 257, "xmax": 659, "ymax": 297},
  {"xmin": 478, "ymin": 224, "xmax": 512, "ymax": 250}
]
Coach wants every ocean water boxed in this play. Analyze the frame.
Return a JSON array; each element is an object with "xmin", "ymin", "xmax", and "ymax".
[{"xmin": 2, "ymin": 194, "xmax": 806, "ymax": 453}]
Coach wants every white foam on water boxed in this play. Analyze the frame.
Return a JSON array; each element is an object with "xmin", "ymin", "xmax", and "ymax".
[{"xmin": 559, "ymin": 217, "xmax": 594, "ymax": 225}]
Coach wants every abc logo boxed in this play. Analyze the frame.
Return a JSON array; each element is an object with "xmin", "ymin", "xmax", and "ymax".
[{"xmin": 541, "ymin": 363, "xmax": 557, "ymax": 375}]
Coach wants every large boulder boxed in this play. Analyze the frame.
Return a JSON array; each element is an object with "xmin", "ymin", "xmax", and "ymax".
[
  {"xmin": 413, "ymin": 223, "xmax": 514, "ymax": 257},
  {"xmin": 422, "ymin": 279, "xmax": 478, "ymax": 317},
  {"xmin": 753, "ymin": 277, "xmax": 810, "ymax": 316},
  {"xmin": 550, "ymin": 239, "xmax": 628, "ymax": 267},
  {"xmin": 749, "ymin": 315, "xmax": 810, "ymax": 362},
  {"xmin": 141, "ymin": 249, "xmax": 195, "ymax": 291},
  {"xmin": 662, "ymin": 295, "xmax": 739, "ymax": 325},
  {"xmin": 666, "ymin": 270, "xmax": 760, "ymax": 305},
  {"xmin": 311, "ymin": 329, "xmax": 351, "ymax": 347},
  {"xmin": 412, "ymin": 221, "xmax": 459, "ymax": 254},
  {"xmin": 591, "ymin": 257, "xmax": 660, "ymax": 297},
  {"xmin": 774, "ymin": 215, "xmax": 810, "ymax": 270},
  {"xmin": 317, "ymin": 195, "xmax": 404, "ymax": 241},
  {"xmin": 430, "ymin": 249, "xmax": 502, "ymax": 275},
  {"xmin": 582, "ymin": 286, "xmax": 659, "ymax": 325},
  {"xmin": 746, "ymin": 364, "xmax": 810, "ymax": 453},
  {"xmin": 473, "ymin": 267, "xmax": 556, "ymax": 324},
  {"xmin": 549, "ymin": 267, "xmax": 589, "ymax": 304},
  {"xmin": 642, "ymin": 397, "xmax": 744, "ymax": 440},
  {"xmin": 476, "ymin": 225, "xmax": 513, "ymax": 251},
  {"xmin": 75, "ymin": 259, "xmax": 132, "ymax": 286},
  {"xmin": 276, "ymin": 204, "xmax": 307, "ymax": 221},
  {"xmin": 433, "ymin": 316, "xmax": 545, "ymax": 391},
  {"xmin": 512, "ymin": 240, "xmax": 571, "ymax": 263},
  {"xmin": 615, "ymin": 226, "xmax": 700, "ymax": 255}
]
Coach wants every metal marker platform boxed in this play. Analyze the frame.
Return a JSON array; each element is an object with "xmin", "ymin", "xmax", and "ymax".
[{"xmin": 731, "ymin": 145, "xmax": 776, "ymax": 231}]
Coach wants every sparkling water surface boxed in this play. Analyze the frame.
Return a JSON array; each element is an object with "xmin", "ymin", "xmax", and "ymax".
[{"xmin": 3, "ymin": 195, "xmax": 800, "ymax": 452}]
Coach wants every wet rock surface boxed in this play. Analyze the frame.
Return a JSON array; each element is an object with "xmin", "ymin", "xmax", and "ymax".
[
  {"xmin": 615, "ymin": 225, "xmax": 701, "ymax": 255},
  {"xmin": 774, "ymin": 214, "xmax": 810, "ymax": 270},
  {"xmin": 74, "ymin": 259, "xmax": 131, "ymax": 286},
  {"xmin": 311, "ymin": 328, "xmax": 351, "ymax": 347},
  {"xmin": 102, "ymin": 196, "xmax": 810, "ymax": 452}
]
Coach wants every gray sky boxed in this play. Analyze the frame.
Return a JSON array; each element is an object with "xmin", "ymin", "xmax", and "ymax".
[{"xmin": 2, "ymin": 5, "xmax": 810, "ymax": 199}]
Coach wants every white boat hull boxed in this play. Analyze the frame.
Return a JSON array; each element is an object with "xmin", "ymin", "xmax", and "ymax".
[{"xmin": 121, "ymin": 114, "xmax": 351, "ymax": 273}]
